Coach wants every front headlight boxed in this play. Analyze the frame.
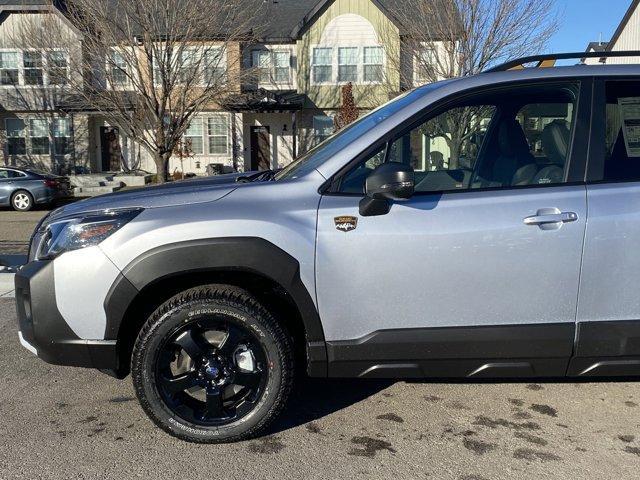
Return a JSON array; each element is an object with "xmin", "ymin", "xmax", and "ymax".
[{"xmin": 34, "ymin": 208, "xmax": 143, "ymax": 260}]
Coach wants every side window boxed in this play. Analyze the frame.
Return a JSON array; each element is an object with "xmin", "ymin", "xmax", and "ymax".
[
  {"xmin": 338, "ymin": 85, "xmax": 577, "ymax": 194},
  {"xmin": 601, "ymin": 81, "xmax": 640, "ymax": 182},
  {"xmin": 0, "ymin": 169, "xmax": 8, "ymax": 179},
  {"xmin": 387, "ymin": 105, "xmax": 495, "ymax": 193}
]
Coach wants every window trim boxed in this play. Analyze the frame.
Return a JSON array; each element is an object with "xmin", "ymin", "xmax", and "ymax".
[{"xmin": 321, "ymin": 78, "xmax": 593, "ymax": 196}]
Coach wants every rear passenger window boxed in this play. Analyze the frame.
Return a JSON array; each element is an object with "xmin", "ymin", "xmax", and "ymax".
[
  {"xmin": 602, "ymin": 81, "xmax": 640, "ymax": 182},
  {"xmin": 338, "ymin": 84, "xmax": 578, "ymax": 194}
]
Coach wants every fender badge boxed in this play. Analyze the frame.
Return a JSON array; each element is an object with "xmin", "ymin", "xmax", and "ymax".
[{"xmin": 334, "ymin": 216, "xmax": 358, "ymax": 232}]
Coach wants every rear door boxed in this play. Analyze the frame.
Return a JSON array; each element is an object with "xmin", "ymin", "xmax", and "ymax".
[
  {"xmin": 572, "ymin": 79, "xmax": 640, "ymax": 376},
  {"xmin": 316, "ymin": 80, "xmax": 592, "ymax": 378},
  {"xmin": 0, "ymin": 168, "xmax": 11, "ymax": 205}
]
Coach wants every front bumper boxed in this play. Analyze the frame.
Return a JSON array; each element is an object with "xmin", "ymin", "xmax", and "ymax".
[{"xmin": 15, "ymin": 260, "xmax": 119, "ymax": 372}]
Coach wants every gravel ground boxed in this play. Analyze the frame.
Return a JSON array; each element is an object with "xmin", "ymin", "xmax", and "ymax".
[{"xmin": 1, "ymin": 298, "xmax": 639, "ymax": 480}]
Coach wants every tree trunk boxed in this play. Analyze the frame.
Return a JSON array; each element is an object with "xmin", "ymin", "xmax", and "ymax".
[
  {"xmin": 152, "ymin": 151, "xmax": 171, "ymax": 183},
  {"xmin": 448, "ymin": 139, "xmax": 461, "ymax": 170}
]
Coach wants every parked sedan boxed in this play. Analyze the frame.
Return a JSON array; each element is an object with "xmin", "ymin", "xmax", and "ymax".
[{"xmin": 0, "ymin": 167, "xmax": 71, "ymax": 211}]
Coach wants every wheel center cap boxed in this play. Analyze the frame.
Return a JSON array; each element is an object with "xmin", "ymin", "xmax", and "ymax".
[{"xmin": 204, "ymin": 364, "xmax": 220, "ymax": 379}]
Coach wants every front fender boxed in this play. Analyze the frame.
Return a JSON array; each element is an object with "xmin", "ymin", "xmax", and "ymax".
[{"xmin": 103, "ymin": 237, "xmax": 327, "ymax": 376}]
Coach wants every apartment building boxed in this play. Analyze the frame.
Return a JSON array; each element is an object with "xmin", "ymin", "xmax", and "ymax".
[{"xmin": 0, "ymin": 0, "xmax": 441, "ymax": 175}]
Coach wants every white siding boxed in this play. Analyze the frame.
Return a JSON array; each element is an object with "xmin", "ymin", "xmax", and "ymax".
[{"xmin": 319, "ymin": 14, "xmax": 379, "ymax": 46}]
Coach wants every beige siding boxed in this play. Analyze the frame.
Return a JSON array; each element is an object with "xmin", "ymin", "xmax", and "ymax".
[
  {"xmin": 607, "ymin": 5, "xmax": 640, "ymax": 63},
  {"xmin": 297, "ymin": 0, "xmax": 400, "ymax": 109}
]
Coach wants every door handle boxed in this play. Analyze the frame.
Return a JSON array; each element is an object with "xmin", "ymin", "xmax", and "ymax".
[{"xmin": 523, "ymin": 208, "xmax": 578, "ymax": 229}]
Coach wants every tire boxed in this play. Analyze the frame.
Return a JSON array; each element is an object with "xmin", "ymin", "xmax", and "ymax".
[
  {"xmin": 11, "ymin": 190, "xmax": 33, "ymax": 211},
  {"xmin": 131, "ymin": 284, "xmax": 294, "ymax": 443}
]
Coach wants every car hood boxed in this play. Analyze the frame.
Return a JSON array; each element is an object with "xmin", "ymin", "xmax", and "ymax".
[{"xmin": 51, "ymin": 172, "xmax": 243, "ymax": 219}]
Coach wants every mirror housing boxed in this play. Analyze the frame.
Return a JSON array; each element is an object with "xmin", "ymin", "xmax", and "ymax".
[{"xmin": 359, "ymin": 162, "xmax": 415, "ymax": 217}]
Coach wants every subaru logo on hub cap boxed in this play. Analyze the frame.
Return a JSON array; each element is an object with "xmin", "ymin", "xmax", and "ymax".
[{"xmin": 205, "ymin": 365, "xmax": 219, "ymax": 378}]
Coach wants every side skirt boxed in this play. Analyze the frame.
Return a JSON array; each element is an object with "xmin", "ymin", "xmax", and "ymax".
[
  {"xmin": 568, "ymin": 320, "xmax": 640, "ymax": 377},
  {"xmin": 326, "ymin": 323, "xmax": 574, "ymax": 379}
]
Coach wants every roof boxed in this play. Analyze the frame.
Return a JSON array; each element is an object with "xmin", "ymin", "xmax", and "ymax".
[
  {"xmin": 585, "ymin": 41, "xmax": 609, "ymax": 53},
  {"xmin": 607, "ymin": 0, "xmax": 640, "ymax": 50},
  {"xmin": 1, "ymin": 0, "xmax": 446, "ymax": 42}
]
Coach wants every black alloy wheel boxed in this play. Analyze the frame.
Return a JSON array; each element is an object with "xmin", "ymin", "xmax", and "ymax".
[
  {"xmin": 156, "ymin": 319, "xmax": 268, "ymax": 426},
  {"xmin": 132, "ymin": 284, "xmax": 294, "ymax": 443}
]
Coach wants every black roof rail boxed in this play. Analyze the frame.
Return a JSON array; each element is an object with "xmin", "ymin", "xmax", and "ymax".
[{"xmin": 485, "ymin": 50, "xmax": 640, "ymax": 73}]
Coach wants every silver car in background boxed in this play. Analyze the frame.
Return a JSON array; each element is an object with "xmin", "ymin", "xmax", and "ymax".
[{"xmin": 0, "ymin": 167, "xmax": 71, "ymax": 211}]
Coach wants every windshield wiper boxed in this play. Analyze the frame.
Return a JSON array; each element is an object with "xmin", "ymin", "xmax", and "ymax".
[{"xmin": 236, "ymin": 169, "xmax": 281, "ymax": 183}]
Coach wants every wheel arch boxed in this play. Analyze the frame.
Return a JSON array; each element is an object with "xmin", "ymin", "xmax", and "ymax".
[{"xmin": 103, "ymin": 237, "xmax": 327, "ymax": 378}]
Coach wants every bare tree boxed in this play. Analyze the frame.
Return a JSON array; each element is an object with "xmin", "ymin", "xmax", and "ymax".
[
  {"xmin": 11, "ymin": 0, "xmax": 262, "ymax": 182},
  {"xmin": 385, "ymin": 0, "xmax": 559, "ymax": 168},
  {"xmin": 391, "ymin": 0, "xmax": 559, "ymax": 83}
]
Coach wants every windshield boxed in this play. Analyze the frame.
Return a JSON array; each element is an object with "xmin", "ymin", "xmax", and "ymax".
[{"xmin": 275, "ymin": 83, "xmax": 445, "ymax": 181}]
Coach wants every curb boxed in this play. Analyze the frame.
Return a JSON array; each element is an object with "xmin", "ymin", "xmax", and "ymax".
[{"xmin": 0, "ymin": 273, "xmax": 15, "ymax": 299}]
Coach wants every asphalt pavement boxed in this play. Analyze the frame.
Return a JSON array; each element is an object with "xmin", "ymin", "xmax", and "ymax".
[{"xmin": 1, "ymin": 298, "xmax": 639, "ymax": 479}]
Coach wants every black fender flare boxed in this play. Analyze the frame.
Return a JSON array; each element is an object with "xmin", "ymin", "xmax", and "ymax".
[{"xmin": 103, "ymin": 237, "xmax": 327, "ymax": 376}]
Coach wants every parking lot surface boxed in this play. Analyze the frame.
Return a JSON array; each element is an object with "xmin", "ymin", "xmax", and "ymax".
[
  {"xmin": 1, "ymin": 298, "xmax": 639, "ymax": 479},
  {"xmin": 0, "ymin": 208, "xmax": 50, "ymax": 254}
]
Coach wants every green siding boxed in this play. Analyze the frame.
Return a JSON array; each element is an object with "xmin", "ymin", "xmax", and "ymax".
[{"xmin": 297, "ymin": 0, "xmax": 400, "ymax": 110}]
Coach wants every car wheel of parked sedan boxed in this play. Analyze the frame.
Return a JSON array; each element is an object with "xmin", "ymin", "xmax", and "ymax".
[
  {"xmin": 11, "ymin": 190, "xmax": 33, "ymax": 211},
  {"xmin": 131, "ymin": 284, "xmax": 294, "ymax": 443}
]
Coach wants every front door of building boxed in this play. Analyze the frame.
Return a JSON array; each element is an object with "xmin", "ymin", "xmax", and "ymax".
[
  {"xmin": 250, "ymin": 126, "xmax": 271, "ymax": 171},
  {"xmin": 100, "ymin": 126, "xmax": 121, "ymax": 172}
]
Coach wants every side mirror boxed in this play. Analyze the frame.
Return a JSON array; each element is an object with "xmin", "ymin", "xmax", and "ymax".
[{"xmin": 359, "ymin": 162, "xmax": 415, "ymax": 217}]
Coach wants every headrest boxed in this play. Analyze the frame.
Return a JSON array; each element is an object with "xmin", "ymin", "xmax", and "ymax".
[
  {"xmin": 498, "ymin": 118, "xmax": 530, "ymax": 157},
  {"xmin": 541, "ymin": 119, "xmax": 570, "ymax": 166}
]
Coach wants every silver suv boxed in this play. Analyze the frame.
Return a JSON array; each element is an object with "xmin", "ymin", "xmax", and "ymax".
[{"xmin": 15, "ymin": 53, "xmax": 640, "ymax": 443}]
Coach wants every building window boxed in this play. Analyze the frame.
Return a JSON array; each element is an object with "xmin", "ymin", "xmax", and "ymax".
[
  {"xmin": 5, "ymin": 119, "xmax": 26, "ymax": 155},
  {"xmin": 23, "ymin": 51, "xmax": 44, "ymax": 86},
  {"xmin": 363, "ymin": 46, "xmax": 383, "ymax": 83},
  {"xmin": 313, "ymin": 115, "xmax": 334, "ymax": 145},
  {"xmin": 0, "ymin": 52, "xmax": 19, "ymax": 85},
  {"xmin": 207, "ymin": 115, "xmax": 228, "ymax": 155},
  {"xmin": 48, "ymin": 51, "xmax": 68, "ymax": 85},
  {"xmin": 184, "ymin": 117, "xmax": 204, "ymax": 155},
  {"xmin": 312, "ymin": 47, "xmax": 332, "ymax": 83},
  {"xmin": 182, "ymin": 114, "xmax": 229, "ymax": 156},
  {"xmin": 203, "ymin": 47, "xmax": 226, "ymax": 84},
  {"xmin": 29, "ymin": 119, "xmax": 49, "ymax": 154},
  {"xmin": 273, "ymin": 52, "xmax": 290, "ymax": 83},
  {"xmin": 338, "ymin": 47, "xmax": 358, "ymax": 83},
  {"xmin": 0, "ymin": 50, "xmax": 68, "ymax": 86},
  {"xmin": 253, "ymin": 50, "xmax": 271, "ymax": 83},
  {"xmin": 110, "ymin": 50, "xmax": 128, "ymax": 86},
  {"xmin": 53, "ymin": 117, "xmax": 71, "ymax": 155},
  {"xmin": 416, "ymin": 46, "xmax": 436, "ymax": 82},
  {"xmin": 312, "ymin": 46, "xmax": 385, "ymax": 84},
  {"xmin": 5, "ymin": 117, "xmax": 72, "ymax": 156},
  {"xmin": 252, "ymin": 50, "xmax": 290, "ymax": 84}
]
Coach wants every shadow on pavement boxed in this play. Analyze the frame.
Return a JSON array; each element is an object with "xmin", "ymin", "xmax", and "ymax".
[{"xmin": 268, "ymin": 377, "xmax": 394, "ymax": 435}]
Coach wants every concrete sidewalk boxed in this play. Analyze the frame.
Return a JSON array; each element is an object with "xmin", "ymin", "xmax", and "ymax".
[{"xmin": 0, "ymin": 273, "xmax": 15, "ymax": 298}]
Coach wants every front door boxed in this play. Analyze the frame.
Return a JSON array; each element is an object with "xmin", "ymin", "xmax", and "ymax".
[
  {"xmin": 100, "ymin": 126, "xmax": 120, "ymax": 172},
  {"xmin": 316, "ymin": 81, "xmax": 591, "ymax": 378},
  {"xmin": 250, "ymin": 126, "xmax": 271, "ymax": 171}
]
